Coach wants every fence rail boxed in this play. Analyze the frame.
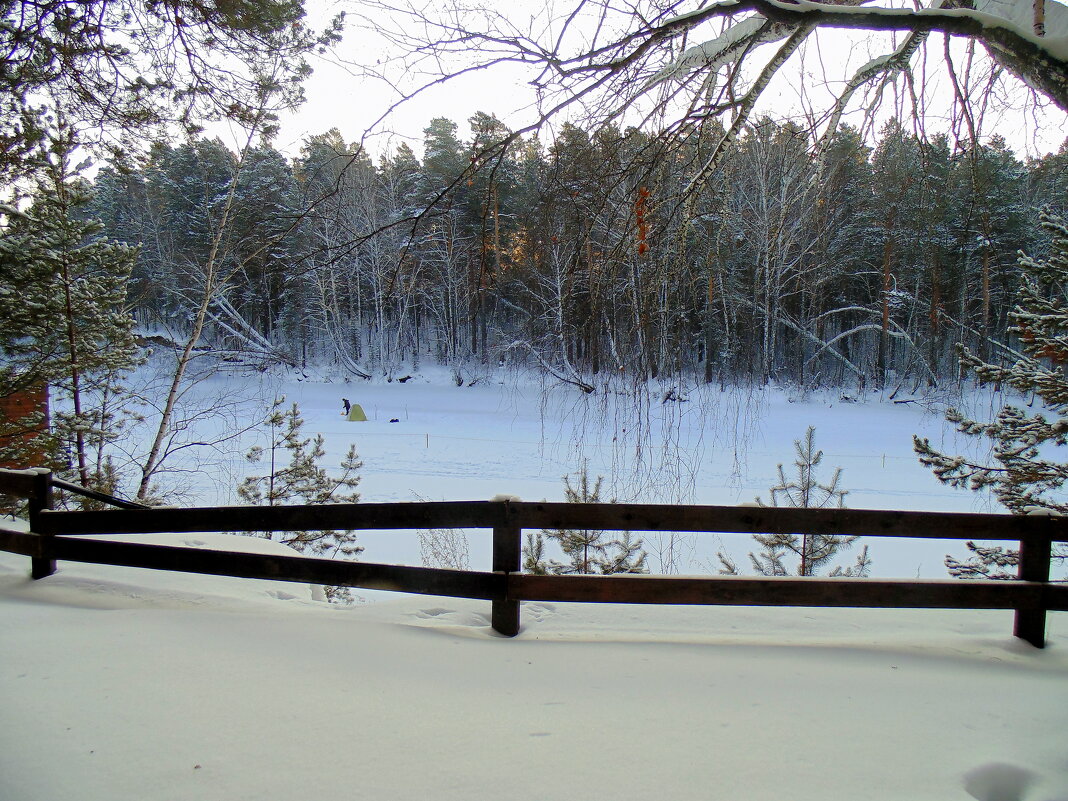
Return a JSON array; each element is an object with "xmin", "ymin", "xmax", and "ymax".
[{"xmin": 2, "ymin": 469, "xmax": 1065, "ymax": 646}]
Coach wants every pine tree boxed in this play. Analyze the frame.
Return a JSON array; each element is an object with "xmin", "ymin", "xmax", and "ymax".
[
  {"xmin": 230, "ymin": 144, "xmax": 302, "ymax": 350},
  {"xmin": 525, "ymin": 465, "xmax": 648, "ymax": 575},
  {"xmin": 721, "ymin": 427, "xmax": 870, "ymax": 577},
  {"xmin": 0, "ymin": 0, "xmax": 335, "ymax": 188},
  {"xmin": 0, "ymin": 129, "xmax": 141, "ymax": 490},
  {"xmin": 914, "ymin": 210, "xmax": 1068, "ymax": 576},
  {"xmin": 421, "ymin": 117, "xmax": 465, "ymax": 203},
  {"xmin": 522, "ymin": 531, "xmax": 551, "ymax": 575},
  {"xmin": 238, "ymin": 397, "xmax": 363, "ymax": 559}
]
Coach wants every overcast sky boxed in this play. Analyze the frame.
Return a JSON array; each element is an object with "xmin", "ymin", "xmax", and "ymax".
[{"xmin": 263, "ymin": 0, "xmax": 1068, "ymax": 162}]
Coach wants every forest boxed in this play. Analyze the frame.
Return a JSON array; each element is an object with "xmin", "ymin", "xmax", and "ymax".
[{"xmin": 87, "ymin": 115, "xmax": 1068, "ymax": 393}]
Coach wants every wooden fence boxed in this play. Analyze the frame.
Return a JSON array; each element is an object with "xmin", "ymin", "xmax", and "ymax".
[{"xmin": 1, "ymin": 469, "xmax": 1065, "ymax": 647}]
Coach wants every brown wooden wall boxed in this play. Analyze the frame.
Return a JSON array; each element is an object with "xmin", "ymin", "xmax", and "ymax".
[{"xmin": 0, "ymin": 384, "xmax": 50, "ymax": 469}]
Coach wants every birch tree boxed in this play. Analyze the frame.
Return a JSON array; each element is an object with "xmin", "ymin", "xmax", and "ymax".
[{"xmin": 133, "ymin": 108, "xmax": 302, "ymax": 501}]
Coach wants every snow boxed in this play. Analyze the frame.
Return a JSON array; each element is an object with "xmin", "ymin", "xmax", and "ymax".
[
  {"xmin": 3, "ymin": 370, "xmax": 1067, "ymax": 798},
  {"xmin": 167, "ymin": 370, "xmax": 1041, "ymax": 579},
  {"xmin": 646, "ymin": 15, "xmax": 768, "ymax": 89},
  {"xmin": 81, "ymin": 364, "xmax": 1067, "ymax": 578},
  {"xmin": 1, "ymin": 543, "xmax": 1066, "ymax": 801}
]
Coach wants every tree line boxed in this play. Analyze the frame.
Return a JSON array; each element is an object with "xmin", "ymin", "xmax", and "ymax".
[{"xmin": 86, "ymin": 115, "xmax": 1068, "ymax": 392}]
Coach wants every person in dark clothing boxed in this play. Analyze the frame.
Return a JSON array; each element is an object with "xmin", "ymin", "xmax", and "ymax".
[{"xmin": 342, "ymin": 398, "xmax": 351, "ymax": 415}]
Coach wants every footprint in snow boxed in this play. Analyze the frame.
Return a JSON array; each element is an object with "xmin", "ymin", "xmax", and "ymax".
[
  {"xmin": 415, "ymin": 608, "xmax": 491, "ymax": 627},
  {"xmin": 523, "ymin": 602, "xmax": 557, "ymax": 622},
  {"xmin": 415, "ymin": 607, "xmax": 453, "ymax": 618}
]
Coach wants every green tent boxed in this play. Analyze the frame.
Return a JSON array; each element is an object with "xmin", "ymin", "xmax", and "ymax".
[{"xmin": 347, "ymin": 403, "xmax": 367, "ymax": 422}]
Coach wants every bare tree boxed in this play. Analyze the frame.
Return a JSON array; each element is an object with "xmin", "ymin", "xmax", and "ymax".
[
  {"xmin": 359, "ymin": 0, "xmax": 1067, "ymax": 191},
  {"xmin": 132, "ymin": 84, "xmax": 309, "ymax": 501}
]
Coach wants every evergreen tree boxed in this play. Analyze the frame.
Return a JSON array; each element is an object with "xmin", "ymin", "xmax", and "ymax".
[
  {"xmin": 421, "ymin": 118, "xmax": 465, "ymax": 203},
  {"xmin": 230, "ymin": 144, "xmax": 302, "ymax": 347},
  {"xmin": 0, "ymin": 130, "xmax": 141, "ymax": 488},
  {"xmin": 597, "ymin": 530, "xmax": 648, "ymax": 574},
  {"xmin": 952, "ymin": 136, "xmax": 1030, "ymax": 362},
  {"xmin": 523, "ymin": 531, "xmax": 551, "ymax": 575},
  {"xmin": 914, "ymin": 134, "xmax": 955, "ymax": 378},
  {"xmin": 808, "ymin": 124, "xmax": 875, "ymax": 386},
  {"xmin": 381, "ymin": 142, "xmax": 422, "ymax": 217},
  {"xmin": 867, "ymin": 119, "xmax": 925, "ymax": 384},
  {"xmin": 78, "ymin": 113, "xmax": 1068, "ymax": 398},
  {"xmin": 721, "ymin": 427, "xmax": 870, "ymax": 576},
  {"xmin": 238, "ymin": 397, "xmax": 364, "ymax": 559},
  {"xmin": 915, "ymin": 211, "xmax": 1068, "ymax": 575},
  {"xmin": 525, "ymin": 465, "xmax": 648, "ymax": 575},
  {"xmin": 1027, "ymin": 139, "xmax": 1068, "ymax": 219},
  {"xmin": 0, "ymin": 0, "xmax": 337, "ymax": 188}
]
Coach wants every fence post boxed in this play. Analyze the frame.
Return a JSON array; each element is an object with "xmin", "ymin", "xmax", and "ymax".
[
  {"xmin": 1013, "ymin": 533, "xmax": 1051, "ymax": 648},
  {"xmin": 28, "ymin": 470, "xmax": 55, "ymax": 579},
  {"xmin": 491, "ymin": 501, "xmax": 521, "ymax": 637}
]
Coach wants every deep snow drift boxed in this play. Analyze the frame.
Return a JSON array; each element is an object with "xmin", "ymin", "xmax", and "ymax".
[{"xmin": 1, "ymin": 540, "xmax": 1065, "ymax": 801}]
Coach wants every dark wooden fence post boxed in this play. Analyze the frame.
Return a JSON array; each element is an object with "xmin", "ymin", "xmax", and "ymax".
[
  {"xmin": 28, "ymin": 470, "xmax": 55, "ymax": 579},
  {"xmin": 491, "ymin": 501, "xmax": 521, "ymax": 637},
  {"xmin": 1013, "ymin": 533, "xmax": 1052, "ymax": 648}
]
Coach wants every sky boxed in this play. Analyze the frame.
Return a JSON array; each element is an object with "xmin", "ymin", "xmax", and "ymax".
[
  {"xmin": 269, "ymin": 6, "xmax": 540, "ymax": 159},
  {"xmin": 262, "ymin": 0, "xmax": 1068, "ymax": 162}
]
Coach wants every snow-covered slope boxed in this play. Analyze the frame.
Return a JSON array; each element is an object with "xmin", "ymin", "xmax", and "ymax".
[{"xmin": 1, "ymin": 544, "xmax": 1065, "ymax": 801}]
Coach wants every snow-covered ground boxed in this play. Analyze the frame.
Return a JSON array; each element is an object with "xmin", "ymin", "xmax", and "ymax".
[
  {"xmin": 1, "ymin": 539, "xmax": 1065, "ymax": 801},
  {"xmin": 128, "ymin": 366, "xmax": 1044, "ymax": 579},
  {"xmin": 3, "ymin": 369, "xmax": 1065, "ymax": 800}
]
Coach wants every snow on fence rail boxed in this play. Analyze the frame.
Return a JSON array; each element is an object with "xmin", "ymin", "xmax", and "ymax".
[{"xmin": 1, "ymin": 469, "xmax": 1065, "ymax": 647}]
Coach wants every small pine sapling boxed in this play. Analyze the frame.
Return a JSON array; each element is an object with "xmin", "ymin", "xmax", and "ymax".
[
  {"xmin": 543, "ymin": 467, "xmax": 610, "ymax": 574},
  {"xmin": 598, "ymin": 530, "xmax": 648, "ymax": 574},
  {"xmin": 720, "ymin": 426, "xmax": 870, "ymax": 577},
  {"xmin": 523, "ymin": 531, "xmax": 551, "ymax": 575},
  {"xmin": 525, "ymin": 464, "xmax": 648, "ymax": 575},
  {"xmin": 238, "ymin": 397, "xmax": 364, "ymax": 561}
]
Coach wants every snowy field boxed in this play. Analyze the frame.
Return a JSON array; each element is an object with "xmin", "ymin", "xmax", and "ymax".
[
  {"xmin": 118, "ymin": 365, "xmax": 1053, "ymax": 579},
  {"xmin": 3, "ymin": 368, "xmax": 1066, "ymax": 800}
]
